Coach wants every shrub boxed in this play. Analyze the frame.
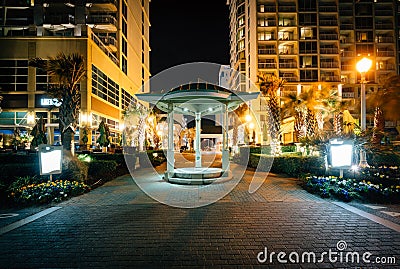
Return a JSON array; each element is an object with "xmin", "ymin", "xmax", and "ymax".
[
  {"xmin": 0, "ymin": 163, "xmax": 39, "ymax": 184},
  {"xmin": 366, "ymin": 149, "xmax": 400, "ymax": 167},
  {"xmin": 87, "ymin": 160, "xmax": 118, "ymax": 185},
  {"xmin": 80, "ymin": 153, "xmax": 131, "ymax": 176},
  {"xmin": 244, "ymin": 154, "xmax": 326, "ymax": 177},
  {"xmin": 138, "ymin": 150, "xmax": 166, "ymax": 168},
  {"xmin": 56, "ymin": 154, "xmax": 88, "ymax": 183}
]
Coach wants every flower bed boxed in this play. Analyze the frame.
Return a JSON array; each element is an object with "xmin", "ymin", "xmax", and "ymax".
[
  {"xmin": 303, "ymin": 175, "xmax": 400, "ymax": 203},
  {"xmin": 9, "ymin": 180, "xmax": 90, "ymax": 205}
]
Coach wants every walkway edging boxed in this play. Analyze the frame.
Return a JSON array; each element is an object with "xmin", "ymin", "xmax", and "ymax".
[
  {"xmin": 0, "ymin": 207, "xmax": 62, "ymax": 236},
  {"xmin": 332, "ymin": 202, "xmax": 400, "ymax": 233}
]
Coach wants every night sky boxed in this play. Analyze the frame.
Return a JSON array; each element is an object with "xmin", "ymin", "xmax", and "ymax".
[{"xmin": 150, "ymin": 0, "xmax": 230, "ymax": 76}]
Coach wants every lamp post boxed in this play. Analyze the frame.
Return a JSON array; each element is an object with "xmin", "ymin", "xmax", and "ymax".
[
  {"xmin": 356, "ymin": 57, "xmax": 372, "ymax": 168},
  {"xmin": 356, "ymin": 57, "xmax": 372, "ymax": 131}
]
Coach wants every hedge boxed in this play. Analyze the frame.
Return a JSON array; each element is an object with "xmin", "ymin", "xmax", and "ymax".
[
  {"xmin": 236, "ymin": 152, "xmax": 326, "ymax": 177},
  {"xmin": 366, "ymin": 149, "xmax": 400, "ymax": 167},
  {"xmin": 138, "ymin": 150, "xmax": 166, "ymax": 168},
  {"xmin": 87, "ymin": 153, "xmax": 131, "ymax": 176},
  {"xmin": 87, "ymin": 160, "xmax": 118, "ymax": 185}
]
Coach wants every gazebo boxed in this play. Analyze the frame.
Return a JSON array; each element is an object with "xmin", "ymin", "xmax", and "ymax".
[{"xmin": 136, "ymin": 82, "xmax": 259, "ymax": 184}]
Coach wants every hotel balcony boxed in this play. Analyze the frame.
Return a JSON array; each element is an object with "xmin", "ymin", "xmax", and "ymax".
[
  {"xmin": 375, "ymin": 22, "xmax": 393, "ymax": 30},
  {"xmin": 377, "ymin": 50, "xmax": 395, "ymax": 57},
  {"xmin": 90, "ymin": 0, "xmax": 118, "ymax": 12},
  {"xmin": 319, "ymin": 19, "xmax": 338, "ymax": 26},
  {"xmin": 91, "ymin": 33, "xmax": 119, "ymax": 65},
  {"xmin": 340, "ymin": 24, "xmax": 353, "ymax": 30},
  {"xmin": 375, "ymin": 10, "xmax": 393, "ymax": 17},
  {"xmin": 258, "ymin": 20, "xmax": 277, "ymax": 27},
  {"xmin": 341, "ymin": 65, "xmax": 354, "ymax": 71},
  {"xmin": 320, "ymin": 62, "xmax": 339, "ymax": 68},
  {"xmin": 339, "ymin": 10, "xmax": 353, "ymax": 17},
  {"xmin": 340, "ymin": 51, "xmax": 355, "ymax": 57},
  {"xmin": 320, "ymin": 33, "xmax": 339, "ymax": 40},
  {"xmin": 278, "ymin": 20, "xmax": 296, "ymax": 27},
  {"xmin": 321, "ymin": 75, "xmax": 340, "ymax": 82},
  {"xmin": 258, "ymin": 63, "xmax": 277, "ymax": 69},
  {"xmin": 98, "ymin": 35, "xmax": 117, "ymax": 52},
  {"xmin": 278, "ymin": 5, "xmax": 296, "ymax": 13},
  {"xmin": 319, "ymin": 5, "xmax": 337, "ymax": 13},
  {"xmin": 258, "ymin": 48, "xmax": 276, "ymax": 55},
  {"xmin": 87, "ymin": 15, "xmax": 117, "ymax": 32},
  {"xmin": 279, "ymin": 62, "xmax": 297, "ymax": 69},
  {"xmin": 375, "ymin": 36, "xmax": 394, "ymax": 43},
  {"xmin": 280, "ymin": 75, "xmax": 298, "ymax": 82},
  {"xmin": 377, "ymin": 64, "xmax": 396, "ymax": 71},
  {"xmin": 3, "ymin": 0, "xmax": 31, "ymax": 7},
  {"xmin": 320, "ymin": 47, "xmax": 339, "ymax": 54}
]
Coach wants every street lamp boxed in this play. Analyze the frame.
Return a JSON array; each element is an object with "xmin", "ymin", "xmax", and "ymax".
[
  {"xmin": 356, "ymin": 57, "xmax": 372, "ymax": 131},
  {"xmin": 356, "ymin": 57, "xmax": 372, "ymax": 168}
]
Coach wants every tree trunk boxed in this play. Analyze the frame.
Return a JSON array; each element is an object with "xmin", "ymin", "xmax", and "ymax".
[
  {"xmin": 62, "ymin": 129, "xmax": 74, "ymax": 155},
  {"xmin": 333, "ymin": 112, "xmax": 342, "ymax": 136},
  {"xmin": 372, "ymin": 106, "xmax": 384, "ymax": 145}
]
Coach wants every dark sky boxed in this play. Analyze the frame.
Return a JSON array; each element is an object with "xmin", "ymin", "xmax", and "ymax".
[{"xmin": 150, "ymin": 0, "xmax": 230, "ymax": 76}]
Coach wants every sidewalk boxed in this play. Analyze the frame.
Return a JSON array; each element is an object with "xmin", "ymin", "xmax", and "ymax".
[{"xmin": 0, "ymin": 161, "xmax": 399, "ymax": 268}]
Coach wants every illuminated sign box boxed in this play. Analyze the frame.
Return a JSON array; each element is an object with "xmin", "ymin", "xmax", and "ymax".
[
  {"xmin": 328, "ymin": 139, "xmax": 354, "ymax": 169},
  {"xmin": 38, "ymin": 145, "xmax": 63, "ymax": 175}
]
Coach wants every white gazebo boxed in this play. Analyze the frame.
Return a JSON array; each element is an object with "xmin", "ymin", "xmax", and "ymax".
[{"xmin": 136, "ymin": 82, "xmax": 259, "ymax": 184}]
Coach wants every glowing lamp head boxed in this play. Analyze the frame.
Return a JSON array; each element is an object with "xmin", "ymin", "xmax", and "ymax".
[
  {"xmin": 356, "ymin": 57, "xmax": 372, "ymax": 73},
  {"xmin": 245, "ymin": 114, "xmax": 252, "ymax": 122}
]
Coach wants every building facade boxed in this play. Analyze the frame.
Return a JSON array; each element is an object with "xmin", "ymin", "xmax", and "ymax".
[
  {"xmin": 0, "ymin": 0, "xmax": 150, "ymax": 148},
  {"xmin": 227, "ymin": 0, "xmax": 399, "ymax": 144}
]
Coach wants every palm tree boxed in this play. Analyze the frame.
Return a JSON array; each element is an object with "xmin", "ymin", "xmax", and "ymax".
[
  {"xmin": 122, "ymin": 102, "xmax": 148, "ymax": 151},
  {"xmin": 258, "ymin": 73, "xmax": 285, "ymax": 155},
  {"xmin": 368, "ymin": 75, "xmax": 400, "ymax": 145},
  {"xmin": 231, "ymin": 102, "xmax": 248, "ymax": 147},
  {"xmin": 282, "ymin": 86, "xmax": 326, "ymax": 141},
  {"xmin": 319, "ymin": 87, "xmax": 349, "ymax": 136},
  {"xmin": 29, "ymin": 53, "xmax": 86, "ymax": 154},
  {"xmin": 282, "ymin": 93, "xmax": 304, "ymax": 142}
]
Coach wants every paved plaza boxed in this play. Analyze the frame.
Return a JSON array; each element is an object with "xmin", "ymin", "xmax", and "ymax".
[{"xmin": 0, "ymin": 154, "xmax": 400, "ymax": 268}]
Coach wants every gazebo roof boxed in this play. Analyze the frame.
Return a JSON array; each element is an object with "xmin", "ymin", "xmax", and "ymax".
[{"xmin": 136, "ymin": 82, "xmax": 259, "ymax": 116}]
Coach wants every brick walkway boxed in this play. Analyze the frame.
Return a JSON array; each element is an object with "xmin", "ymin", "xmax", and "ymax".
[{"xmin": 0, "ymin": 157, "xmax": 399, "ymax": 268}]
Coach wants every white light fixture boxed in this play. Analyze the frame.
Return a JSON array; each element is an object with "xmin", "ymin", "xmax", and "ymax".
[
  {"xmin": 329, "ymin": 139, "xmax": 354, "ymax": 168},
  {"xmin": 208, "ymin": 107, "xmax": 213, "ymax": 112},
  {"xmin": 38, "ymin": 145, "xmax": 63, "ymax": 176},
  {"xmin": 27, "ymin": 111, "xmax": 35, "ymax": 125}
]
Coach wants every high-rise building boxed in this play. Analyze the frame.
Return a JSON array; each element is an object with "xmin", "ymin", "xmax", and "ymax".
[
  {"xmin": 227, "ymin": 0, "xmax": 399, "ymax": 144},
  {"xmin": 0, "ymin": 0, "xmax": 150, "ymax": 148}
]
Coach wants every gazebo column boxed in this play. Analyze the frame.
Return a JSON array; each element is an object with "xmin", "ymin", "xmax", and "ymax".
[
  {"xmin": 195, "ymin": 112, "xmax": 202, "ymax": 168},
  {"xmin": 167, "ymin": 103, "xmax": 175, "ymax": 174},
  {"xmin": 222, "ymin": 104, "xmax": 229, "ymax": 171}
]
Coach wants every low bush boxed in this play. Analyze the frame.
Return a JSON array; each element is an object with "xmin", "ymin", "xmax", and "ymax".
[
  {"xmin": 138, "ymin": 150, "xmax": 166, "ymax": 168},
  {"xmin": 87, "ymin": 160, "xmax": 118, "ymax": 185},
  {"xmin": 9, "ymin": 179, "xmax": 90, "ymax": 205},
  {"xmin": 366, "ymin": 149, "xmax": 400, "ymax": 167},
  {"xmin": 241, "ymin": 154, "xmax": 325, "ymax": 177}
]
